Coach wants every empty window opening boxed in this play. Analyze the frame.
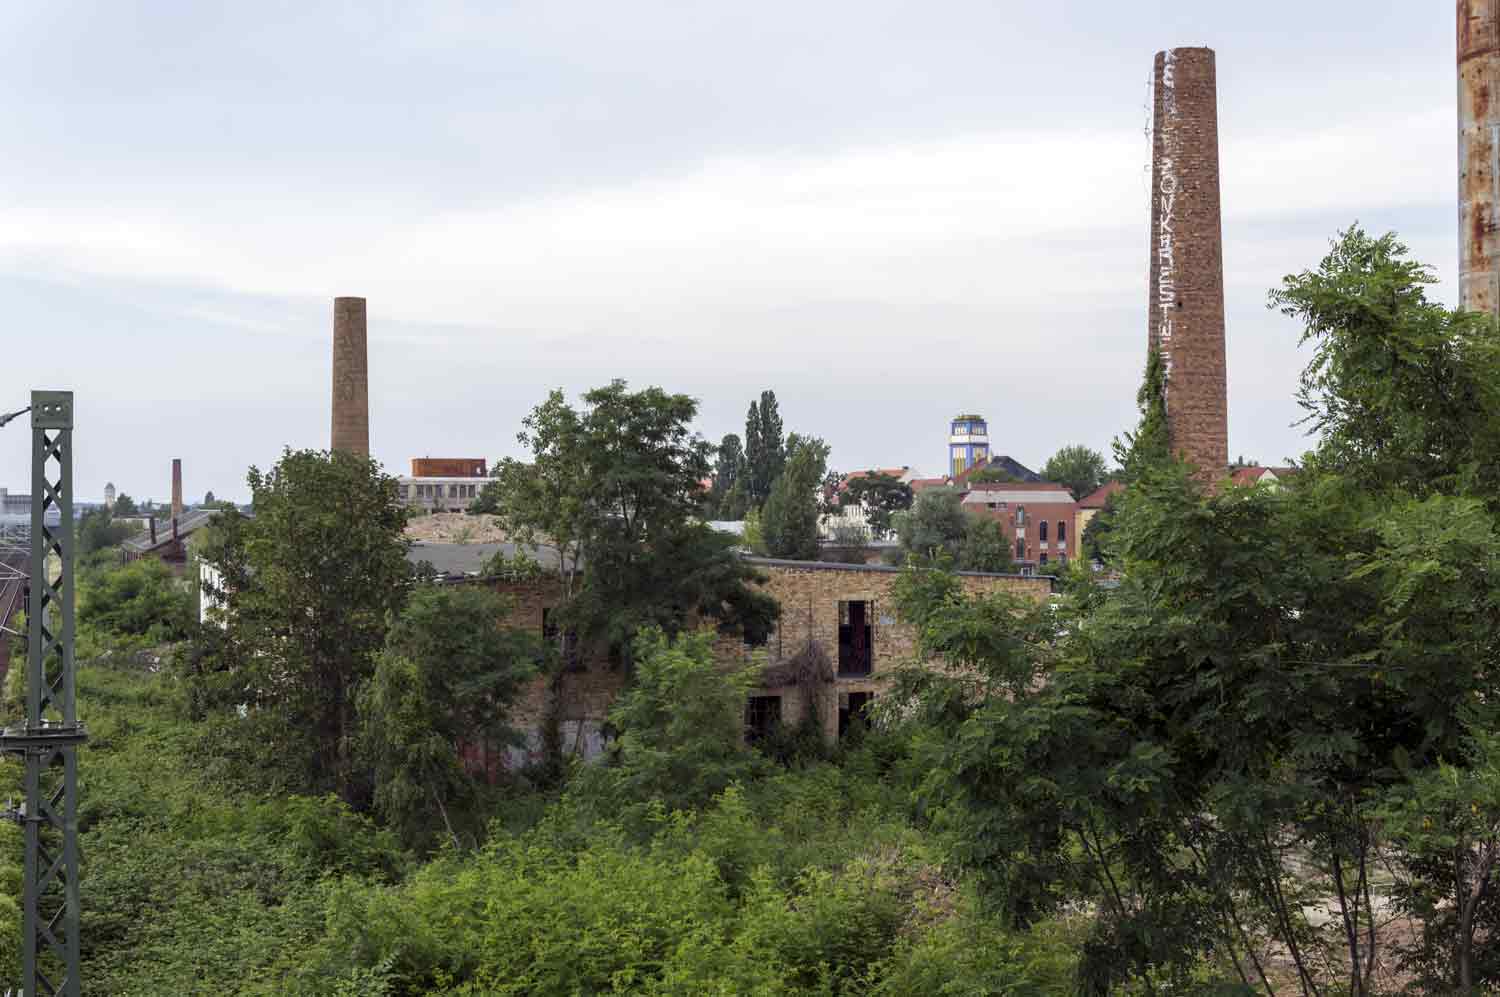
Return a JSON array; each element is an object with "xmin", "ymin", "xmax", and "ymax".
[
  {"xmin": 1039, "ymin": 521, "xmax": 1048, "ymax": 542},
  {"xmin": 838, "ymin": 600, "xmax": 873, "ymax": 676},
  {"xmin": 1016, "ymin": 538, "xmax": 1026, "ymax": 560},
  {"xmin": 839, "ymin": 691, "xmax": 874, "ymax": 738},
  {"xmin": 542, "ymin": 607, "xmax": 580, "ymax": 669},
  {"xmin": 1057, "ymin": 521, "xmax": 1066, "ymax": 542},
  {"xmin": 745, "ymin": 695, "xmax": 782, "ymax": 744}
]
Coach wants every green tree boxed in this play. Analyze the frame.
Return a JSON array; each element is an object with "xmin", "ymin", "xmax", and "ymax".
[
  {"xmin": 706, "ymin": 433, "xmax": 747, "ymax": 519},
  {"xmin": 885, "ymin": 228, "xmax": 1500, "ymax": 994},
  {"xmin": 744, "ymin": 390, "xmax": 786, "ymax": 506},
  {"xmin": 1079, "ymin": 494, "xmax": 1117, "ymax": 564},
  {"xmin": 761, "ymin": 434, "xmax": 829, "ymax": 560},
  {"xmin": 111, "ymin": 493, "xmax": 139, "ymax": 517},
  {"xmin": 78, "ymin": 558, "xmax": 193, "ymax": 644},
  {"xmin": 840, "ymin": 472, "xmax": 914, "ymax": 541},
  {"xmin": 966, "ymin": 465, "xmax": 1017, "ymax": 484},
  {"xmin": 1270, "ymin": 226, "xmax": 1500, "ymax": 500},
  {"xmin": 587, "ymin": 627, "xmax": 762, "ymax": 816},
  {"xmin": 1040, "ymin": 445, "xmax": 1109, "ymax": 501},
  {"xmin": 358, "ymin": 585, "xmax": 539, "ymax": 850},
  {"xmin": 77, "ymin": 507, "xmax": 138, "ymax": 555},
  {"xmin": 190, "ymin": 449, "xmax": 410, "ymax": 803},
  {"xmin": 1112, "ymin": 346, "xmax": 1171, "ymax": 481},
  {"xmin": 493, "ymin": 381, "xmax": 777, "ymax": 666},
  {"xmin": 893, "ymin": 489, "xmax": 968, "ymax": 565},
  {"xmin": 1378, "ymin": 714, "xmax": 1500, "ymax": 993},
  {"xmin": 958, "ymin": 514, "xmax": 1015, "ymax": 573},
  {"xmin": 468, "ymin": 468, "xmax": 502, "ymax": 515}
]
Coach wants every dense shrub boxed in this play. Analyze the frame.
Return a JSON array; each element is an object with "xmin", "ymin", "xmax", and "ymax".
[{"xmin": 77, "ymin": 558, "xmax": 194, "ymax": 648}]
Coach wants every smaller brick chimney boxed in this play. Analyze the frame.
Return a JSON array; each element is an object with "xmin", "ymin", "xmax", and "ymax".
[{"xmin": 171, "ymin": 459, "xmax": 183, "ymax": 520}]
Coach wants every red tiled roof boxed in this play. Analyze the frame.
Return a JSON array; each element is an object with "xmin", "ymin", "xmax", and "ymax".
[
  {"xmin": 1078, "ymin": 480, "xmax": 1124, "ymax": 508},
  {"xmin": 839, "ymin": 467, "xmax": 911, "ymax": 492},
  {"xmin": 845, "ymin": 467, "xmax": 909, "ymax": 480},
  {"xmin": 908, "ymin": 478, "xmax": 948, "ymax": 492}
]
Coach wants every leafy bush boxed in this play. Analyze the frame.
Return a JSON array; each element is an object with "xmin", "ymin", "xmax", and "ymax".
[
  {"xmin": 77, "ymin": 558, "xmax": 194, "ymax": 648},
  {"xmin": 571, "ymin": 627, "xmax": 765, "ymax": 824}
]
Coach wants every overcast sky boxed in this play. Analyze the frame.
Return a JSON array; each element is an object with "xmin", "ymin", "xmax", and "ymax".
[{"xmin": 0, "ymin": 2, "xmax": 1458, "ymax": 503}]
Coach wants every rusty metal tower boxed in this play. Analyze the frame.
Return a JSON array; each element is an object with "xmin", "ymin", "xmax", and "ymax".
[
  {"xmin": 0, "ymin": 392, "xmax": 86, "ymax": 996},
  {"xmin": 1460, "ymin": 1, "xmax": 1500, "ymax": 315}
]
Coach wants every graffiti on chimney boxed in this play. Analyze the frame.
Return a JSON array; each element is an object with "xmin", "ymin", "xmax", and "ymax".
[{"xmin": 1154, "ymin": 49, "xmax": 1179, "ymax": 403}]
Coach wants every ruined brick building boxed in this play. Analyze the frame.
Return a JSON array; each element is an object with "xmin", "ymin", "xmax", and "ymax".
[{"xmin": 416, "ymin": 548, "xmax": 1053, "ymax": 771}]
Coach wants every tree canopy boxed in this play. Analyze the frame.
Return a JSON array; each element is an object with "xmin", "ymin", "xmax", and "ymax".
[
  {"xmin": 883, "ymin": 226, "xmax": 1500, "ymax": 994},
  {"xmin": 1039, "ymin": 445, "xmax": 1109, "ymax": 500},
  {"xmin": 491, "ymin": 381, "xmax": 778, "ymax": 665},
  {"xmin": 191, "ymin": 448, "xmax": 411, "ymax": 803},
  {"xmin": 743, "ymin": 389, "xmax": 786, "ymax": 506},
  {"xmin": 839, "ymin": 472, "xmax": 914, "ymax": 540},
  {"xmin": 358, "ymin": 584, "xmax": 539, "ymax": 850},
  {"xmin": 761, "ymin": 434, "xmax": 829, "ymax": 560}
]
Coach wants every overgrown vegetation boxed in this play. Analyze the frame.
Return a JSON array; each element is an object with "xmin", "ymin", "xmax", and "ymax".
[{"xmin": 7, "ymin": 227, "xmax": 1500, "ymax": 994}]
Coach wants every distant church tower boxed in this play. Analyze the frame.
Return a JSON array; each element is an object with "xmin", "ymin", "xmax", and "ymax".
[
  {"xmin": 104, "ymin": 482, "xmax": 116, "ymax": 510},
  {"xmin": 948, "ymin": 414, "xmax": 989, "ymax": 478}
]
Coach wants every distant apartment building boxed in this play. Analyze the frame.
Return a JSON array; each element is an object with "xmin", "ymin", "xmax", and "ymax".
[
  {"xmin": 961, "ymin": 481, "xmax": 1078, "ymax": 566},
  {"xmin": 821, "ymin": 466, "xmax": 919, "ymax": 540},
  {"xmin": 397, "ymin": 458, "xmax": 489, "ymax": 514}
]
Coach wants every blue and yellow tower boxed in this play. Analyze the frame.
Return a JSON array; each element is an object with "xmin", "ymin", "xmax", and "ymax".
[{"xmin": 948, "ymin": 414, "xmax": 989, "ymax": 478}]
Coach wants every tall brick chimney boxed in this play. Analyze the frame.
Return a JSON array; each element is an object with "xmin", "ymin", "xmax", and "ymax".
[
  {"xmin": 1460, "ymin": 1, "xmax": 1500, "ymax": 316},
  {"xmin": 1147, "ymin": 47, "xmax": 1228, "ymax": 479},
  {"xmin": 331, "ymin": 296, "xmax": 370, "ymax": 457},
  {"xmin": 171, "ymin": 458, "xmax": 183, "ymax": 520}
]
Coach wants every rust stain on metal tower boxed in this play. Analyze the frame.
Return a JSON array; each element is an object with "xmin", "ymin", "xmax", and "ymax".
[{"xmin": 1460, "ymin": 0, "xmax": 1500, "ymax": 315}]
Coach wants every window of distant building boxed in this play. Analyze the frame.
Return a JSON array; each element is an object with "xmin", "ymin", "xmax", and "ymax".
[
  {"xmin": 1016, "ymin": 538, "xmax": 1026, "ymax": 559},
  {"xmin": 398, "ymin": 485, "xmax": 409, "ymax": 499},
  {"xmin": 1039, "ymin": 521, "xmax": 1048, "ymax": 542},
  {"xmin": 838, "ymin": 600, "xmax": 873, "ymax": 676},
  {"xmin": 1040, "ymin": 553, "xmax": 1048, "ymax": 565},
  {"xmin": 1058, "ymin": 521, "xmax": 1067, "ymax": 542},
  {"xmin": 745, "ymin": 695, "xmax": 781, "ymax": 744}
]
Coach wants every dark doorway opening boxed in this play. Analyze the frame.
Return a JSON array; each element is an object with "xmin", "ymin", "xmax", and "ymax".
[
  {"xmin": 745, "ymin": 695, "xmax": 782, "ymax": 744},
  {"xmin": 838, "ymin": 600, "xmax": 872, "ymax": 676},
  {"xmin": 839, "ymin": 691, "xmax": 874, "ymax": 738}
]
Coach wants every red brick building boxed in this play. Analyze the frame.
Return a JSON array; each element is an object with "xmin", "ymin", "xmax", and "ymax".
[
  {"xmin": 960, "ymin": 481, "xmax": 1078, "ymax": 566},
  {"xmin": 411, "ymin": 458, "xmax": 487, "ymax": 478}
]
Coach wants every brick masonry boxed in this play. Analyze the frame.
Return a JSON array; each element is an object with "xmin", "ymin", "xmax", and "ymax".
[
  {"xmin": 1148, "ymin": 47, "xmax": 1228, "ymax": 478},
  {"xmin": 331, "ymin": 296, "xmax": 369, "ymax": 456},
  {"xmin": 170, "ymin": 458, "xmax": 183, "ymax": 520},
  {"xmin": 727, "ymin": 560, "xmax": 1054, "ymax": 740},
  {"xmin": 465, "ymin": 560, "xmax": 1054, "ymax": 767}
]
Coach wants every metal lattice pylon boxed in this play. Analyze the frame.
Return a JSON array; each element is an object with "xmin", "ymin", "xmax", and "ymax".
[{"xmin": 1, "ymin": 392, "xmax": 85, "ymax": 996}]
